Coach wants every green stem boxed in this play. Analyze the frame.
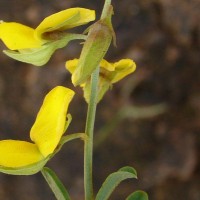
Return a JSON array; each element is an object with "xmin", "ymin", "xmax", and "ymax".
[
  {"xmin": 84, "ymin": 67, "xmax": 99, "ymax": 200},
  {"xmin": 101, "ymin": 0, "xmax": 112, "ymax": 19}
]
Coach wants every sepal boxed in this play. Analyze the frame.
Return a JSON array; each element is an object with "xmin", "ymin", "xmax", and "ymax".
[
  {"xmin": 3, "ymin": 34, "xmax": 86, "ymax": 66},
  {"xmin": 83, "ymin": 78, "xmax": 111, "ymax": 103},
  {"xmin": 0, "ymin": 155, "xmax": 50, "ymax": 175}
]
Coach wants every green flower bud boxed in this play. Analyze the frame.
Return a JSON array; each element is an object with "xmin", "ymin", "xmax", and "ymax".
[{"xmin": 72, "ymin": 6, "xmax": 115, "ymax": 86}]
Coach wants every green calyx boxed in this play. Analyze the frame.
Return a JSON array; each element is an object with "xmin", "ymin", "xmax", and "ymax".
[{"xmin": 4, "ymin": 33, "xmax": 86, "ymax": 66}]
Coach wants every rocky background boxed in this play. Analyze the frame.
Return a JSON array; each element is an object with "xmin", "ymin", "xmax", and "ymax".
[{"xmin": 0, "ymin": 0, "xmax": 200, "ymax": 199}]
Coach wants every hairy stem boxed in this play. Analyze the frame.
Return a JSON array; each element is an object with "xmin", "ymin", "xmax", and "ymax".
[{"xmin": 101, "ymin": 0, "xmax": 112, "ymax": 19}]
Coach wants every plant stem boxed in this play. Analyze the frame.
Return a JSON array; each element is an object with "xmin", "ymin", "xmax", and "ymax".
[
  {"xmin": 84, "ymin": 67, "xmax": 99, "ymax": 200},
  {"xmin": 101, "ymin": 0, "xmax": 112, "ymax": 19}
]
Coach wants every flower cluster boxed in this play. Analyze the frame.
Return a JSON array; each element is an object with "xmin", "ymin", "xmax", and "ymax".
[
  {"xmin": 66, "ymin": 58, "xmax": 136, "ymax": 102},
  {"xmin": 0, "ymin": 7, "xmax": 136, "ymax": 174}
]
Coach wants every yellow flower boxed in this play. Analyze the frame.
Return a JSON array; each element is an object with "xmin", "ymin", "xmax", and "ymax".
[
  {"xmin": 0, "ymin": 8, "xmax": 95, "ymax": 50},
  {"xmin": 0, "ymin": 86, "xmax": 74, "ymax": 175},
  {"xmin": 66, "ymin": 58, "xmax": 136, "ymax": 102}
]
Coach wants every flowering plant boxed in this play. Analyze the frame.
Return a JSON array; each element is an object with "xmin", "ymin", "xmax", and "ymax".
[{"xmin": 0, "ymin": 0, "xmax": 148, "ymax": 200}]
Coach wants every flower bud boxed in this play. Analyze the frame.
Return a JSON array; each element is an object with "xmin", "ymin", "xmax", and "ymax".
[
  {"xmin": 72, "ymin": 6, "xmax": 115, "ymax": 86},
  {"xmin": 72, "ymin": 22, "xmax": 112, "ymax": 85}
]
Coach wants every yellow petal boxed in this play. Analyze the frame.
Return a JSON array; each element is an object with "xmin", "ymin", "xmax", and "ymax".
[
  {"xmin": 0, "ymin": 22, "xmax": 42, "ymax": 50},
  {"xmin": 100, "ymin": 59, "xmax": 115, "ymax": 71},
  {"xmin": 30, "ymin": 86, "xmax": 75, "ymax": 157},
  {"xmin": 35, "ymin": 8, "xmax": 95, "ymax": 40},
  {"xmin": 111, "ymin": 59, "xmax": 136, "ymax": 83},
  {"xmin": 65, "ymin": 58, "xmax": 79, "ymax": 74},
  {"xmin": 0, "ymin": 140, "xmax": 43, "ymax": 168}
]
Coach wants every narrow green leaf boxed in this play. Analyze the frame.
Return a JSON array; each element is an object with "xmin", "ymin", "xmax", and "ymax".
[
  {"xmin": 3, "ymin": 34, "xmax": 86, "ymax": 66},
  {"xmin": 126, "ymin": 190, "xmax": 149, "ymax": 200},
  {"xmin": 95, "ymin": 166, "xmax": 137, "ymax": 200},
  {"xmin": 119, "ymin": 166, "xmax": 137, "ymax": 175},
  {"xmin": 42, "ymin": 167, "xmax": 71, "ymax": 200}
]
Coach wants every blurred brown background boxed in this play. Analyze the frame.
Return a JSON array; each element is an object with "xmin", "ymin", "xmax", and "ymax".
[{"xmin": 0, "ymin": 0, "xmax": 200, "ymax": 199}]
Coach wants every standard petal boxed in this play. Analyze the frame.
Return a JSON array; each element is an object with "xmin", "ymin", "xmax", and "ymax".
[
  {"xmin": 35, "ymin": 8, "xmax": 95, "ymax": 40},
  {"xmin": 30, "ymin": 86, "xmax": 75, "ymax": 157},
  {"xmin": 0, "ymin": 140, "xmax": 43, "ymax": 168},
  {"xmin": 111, "ymin": 59, "xmax": 136, "ymax": 83},
  {"xmin": 0, "ymin": 22, "xmax": 42, "ymax": 50}
]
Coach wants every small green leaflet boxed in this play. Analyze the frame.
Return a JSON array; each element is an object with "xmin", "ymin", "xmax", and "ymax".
[
  {"xmin": 126, "ymin": 190, "xmax": 149, "ymax": 200},
  {"xmin": 95, "ymin": 166, "xmax": 137, "ymax": 200},
  {"xmin": 42, "ymin": 167, "xmax": 71, "ymax": 200}
]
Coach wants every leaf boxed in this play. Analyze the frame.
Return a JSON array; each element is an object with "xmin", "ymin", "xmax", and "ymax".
[
  {"xmin": 3, "ymin": 33, "xmax": 86, "ymax": 66},
  {"xmin": 41, "ymin": 167, "xmax": 71, "ymax": 200},
  {"xmin": 119, "ymin": 166, "xmax": 137, "ymax": 175},
  {"xmin": 0, "ymin": 155, "xmax": 50, "ymax": 175},
  {"xmin": 95, "ymin": 166, "xmax": 137, "ymax": 200},
  {"xmin": 126, "ymin": 190, "xmax": 149, "ymax": 200}
]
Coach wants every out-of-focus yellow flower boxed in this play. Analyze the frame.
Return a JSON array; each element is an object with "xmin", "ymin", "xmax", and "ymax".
[
  {"xmin": 0, "ymin": 8, "xmax": 95, "ymax": 50},
  {"xmin": 0, "ymin": 86, "xmax": 74, "ymax": 175},
  {"xmin": 66, "ymin": 58, "xmax": 136, "ymax": 102}
]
